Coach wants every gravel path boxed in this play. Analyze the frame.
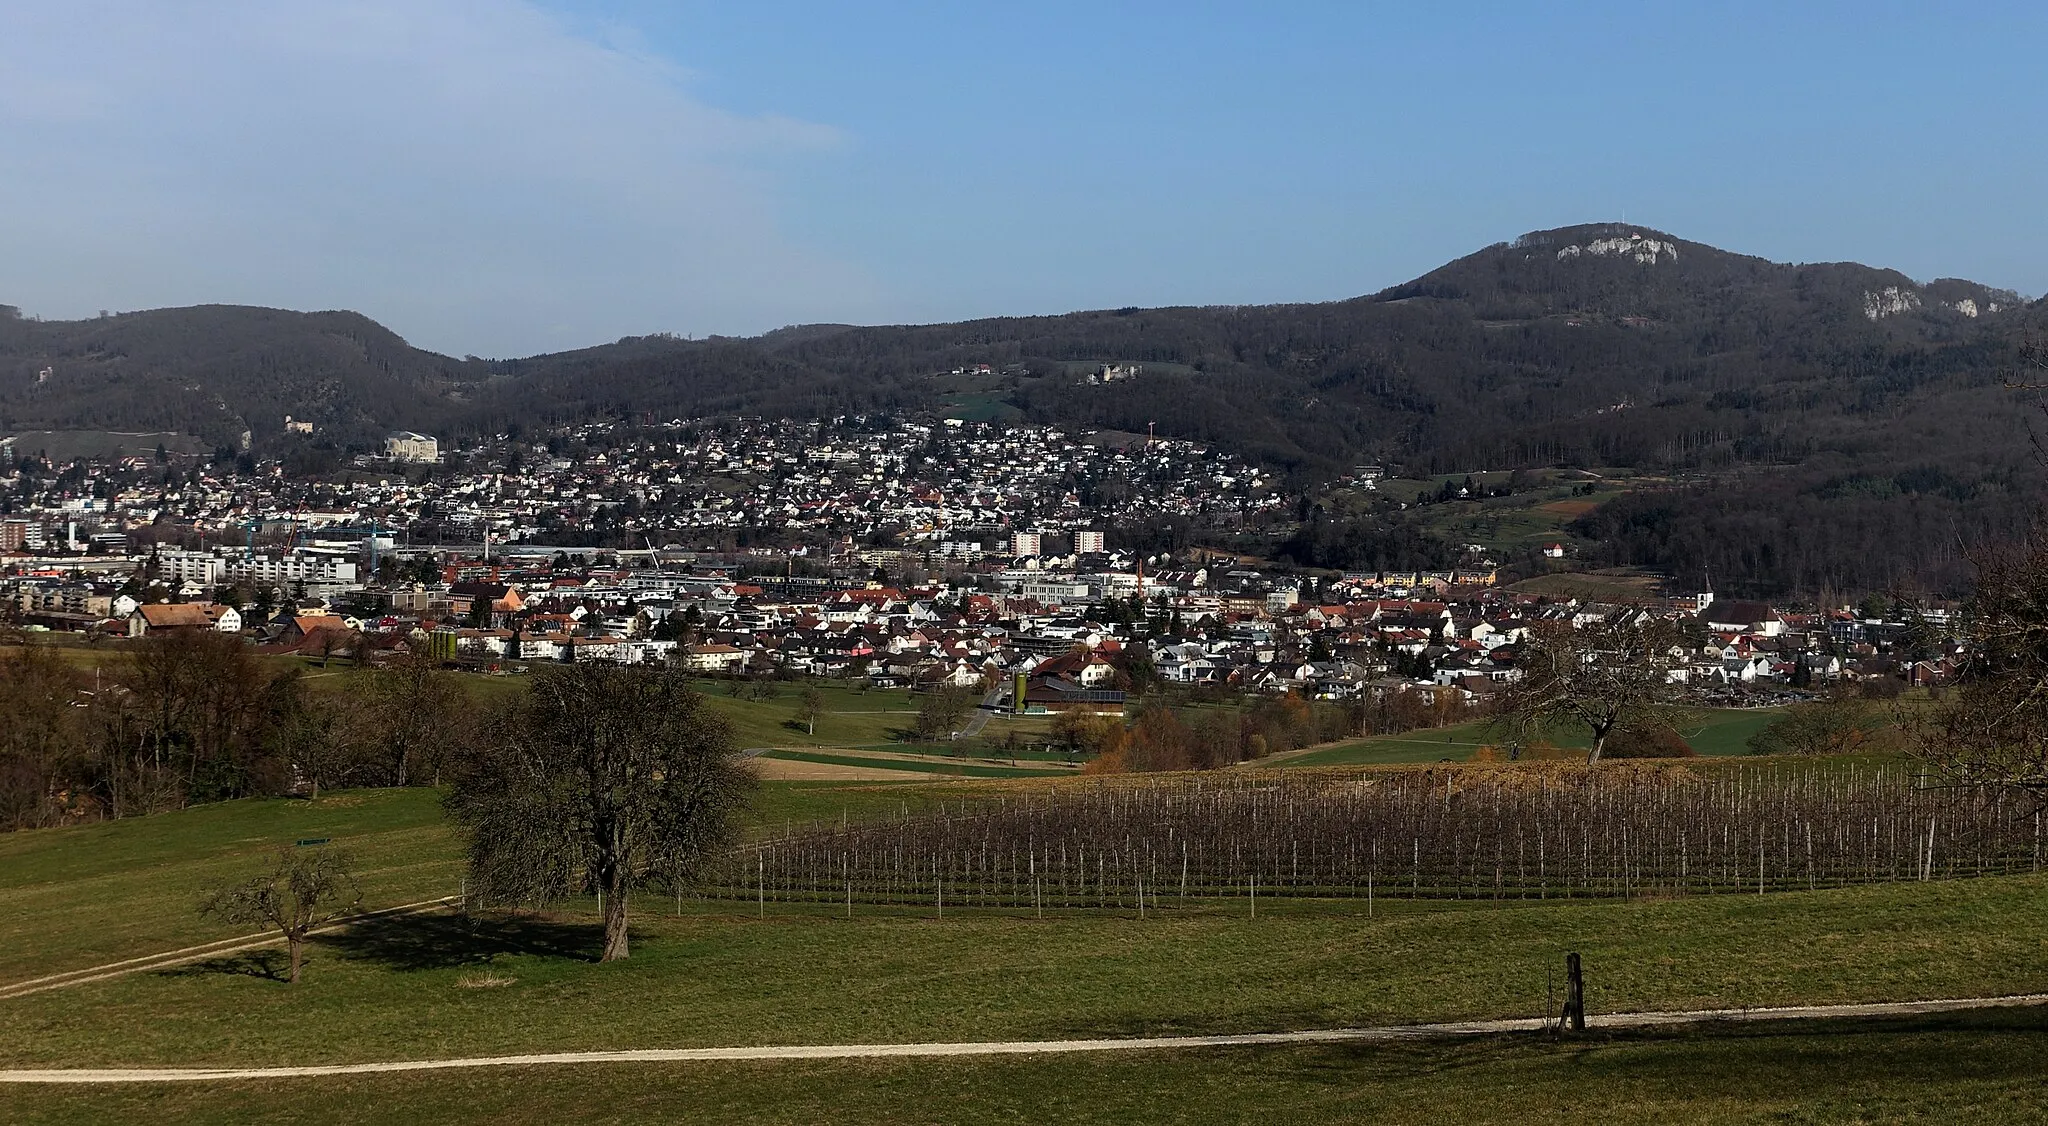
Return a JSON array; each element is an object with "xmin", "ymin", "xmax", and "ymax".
[{"xmin": 6, "ymin": 994, "xmax": 2043, "ymax": 1084}]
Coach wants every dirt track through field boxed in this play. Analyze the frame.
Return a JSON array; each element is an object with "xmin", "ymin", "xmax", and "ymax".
[
  {"xmin": 0, "ymin": 899, "xmax": 458, "ymax": 1001},
  {"xmin": 748, "ymin": 757, "xmax": 920, "ymax": 781},
  {"xmin": 5, "ymin": 995, "xmax": 2044, "ymax": 1084}
]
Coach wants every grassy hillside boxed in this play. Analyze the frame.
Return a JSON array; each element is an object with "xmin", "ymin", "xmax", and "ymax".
[
  {"xmin": 0, "ymin": 780, "xmax": 984, "ymax": 981},
  {"xmin": 5, "ymin": 774, "xmax": 2048, "ymax": 1122},
  {"xmin": 0, "ymin": 789, "xmax": 457, "ymax": 981},
  {"xmin": 7, "ymin": 865, "xmax": 2048, "ymax": 1069}
]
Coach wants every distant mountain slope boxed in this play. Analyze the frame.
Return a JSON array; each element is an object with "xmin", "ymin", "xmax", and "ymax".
[
  {"xmin": 4, "ymin": 223, "xmax": 2041, "ymax": 594},
  {"xmin": 480, "ymin": 223, "xmax": 2032, "ymax": 476},
  {"xmin": 6, "ymin": 224, "xmax": 2030, "ymax": 467},
  {"xmin": 0, "ymin": 304, "xmax": 482, "ymax": 449}
]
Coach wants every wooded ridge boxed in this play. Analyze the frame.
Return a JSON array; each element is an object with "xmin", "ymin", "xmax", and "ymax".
[{"xmin": 4, "ymin": 221, "xmax": 2042, "ymax": 595}]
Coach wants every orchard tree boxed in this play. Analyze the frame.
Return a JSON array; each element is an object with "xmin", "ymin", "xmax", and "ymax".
[
  {"xmin": 913, "ymin": 682, "xmax": 975, "ymax": 740},
  {"xmin": 796, "ymin": 685, "xmax": 824, "ymax": 736},
  {"xmin": 1497, "ymin": 617, "xmax": 1679, "ymax": 764},
  {"xmin": 200, "ymin": 847, "xmax": 361, "ymax": 984},
  {"xmin": 446, "ymin": 661, "xmax": 752, "ymax": 962}
]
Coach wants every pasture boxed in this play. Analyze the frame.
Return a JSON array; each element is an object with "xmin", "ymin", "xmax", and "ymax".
[
  {"xmin": 5, "ymin": 759, "xmax": 2045, "ymax": 1123},
  {"xmin": 1268, "ymin": 707, "xmax": 1787, "ymax": 766}
]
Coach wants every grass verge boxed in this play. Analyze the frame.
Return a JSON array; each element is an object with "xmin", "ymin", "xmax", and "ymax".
[{"xmin": 10, "ymin": 1009, "xmax": 2047, "ymax": 1124}]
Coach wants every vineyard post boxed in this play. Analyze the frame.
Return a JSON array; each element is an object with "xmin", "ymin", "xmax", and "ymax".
[
  {"xmin": 1250, "ymin": 873, "xmax": 1257, "ymax": 920},
  {"xmin": 1923, "ymin": 816, "xmax": 1936, "ymax": 881},
  {"xmin": 1370, "ymin": 838, "xmax": 1378, "ymax": 917},
  {"xmin": 757, "ymin": 855, "xmax": 765, "ymax": 919}
]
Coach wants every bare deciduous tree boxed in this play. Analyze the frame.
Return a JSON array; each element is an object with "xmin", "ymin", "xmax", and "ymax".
[
  {"xmin": 1747, "ymin": 690, "xmax": 1877, "ymax": 757},
  {"xmin": 200, "ymin": 847, "xmax": 361, "ymax": 984},
  {"xmin": 359, "ymin": 642, "xmax": 466, "ymax": 787},
  {"xmin": 1497, "ymin": 617, "xmax": 1679, "ymax": 763},
  {"xmin": 1909, "ymin": 538, "xmax": 2048, "ymax": 798},
  {"xmin": 796, "ymin": 685, "xmax": 824, "ymax": 736},
  {"xmin": 0, "ymin": 643, "xmax": 88, "ymax": 830},
  {"xmin": 914, "ymin": 682, "xmax": 974, "ymax": 740},
  {"xmin": 446, "ymin": 662, "xmax": 753, "ymax": 962}
]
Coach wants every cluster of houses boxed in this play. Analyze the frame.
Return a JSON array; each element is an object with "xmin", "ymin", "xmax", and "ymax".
[
  {"xmin": 0, "ymin": 416, "xmax": 1285, "ymax": 568},
  {"xmin": 4, "ymin": 530, "xmax": 1958, "ymax": 725},
  {"xmin": 3, "ymin": 412, "xmax": 1961, "ymax": 711}
]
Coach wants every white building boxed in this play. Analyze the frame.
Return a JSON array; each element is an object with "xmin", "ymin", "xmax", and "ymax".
[
  {"xmin": 1019, "ymin": 579, "xmax": 1095, "ymax": 604},
  {"xmin": 385, "ymin": 431, "xmax": 440, "ymax": 463},
  {"xmin": 1074, "ymin": 530, "xmax": 1106, "ymax": 554},
  {"xmin": 154, "ymin": 548, "xmax": 223, "ymax": 587},
  {"xmin": 1011, "ymin": 531, "xmax": 1042, "ymax": 557},
  {"xmin": 224, "ymin": 552, "xmax": 359, "ymax": 587}
]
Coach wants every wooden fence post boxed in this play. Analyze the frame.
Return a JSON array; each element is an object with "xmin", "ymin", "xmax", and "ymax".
[{"xmin": 1563, "ymin": 951, "xmax": 1586, "ymax": 1032}]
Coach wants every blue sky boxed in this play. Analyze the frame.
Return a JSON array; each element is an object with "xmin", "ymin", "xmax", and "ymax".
[{"xmin": 2, "ymin": 2, "xmax": 2042, "ymax": 356}]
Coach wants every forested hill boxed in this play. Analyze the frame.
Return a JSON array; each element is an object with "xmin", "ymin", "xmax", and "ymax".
[
  {"xmin": 3, "ymin": 224, "xmax": 2032, "ymax": 468},
  {"xmin": 0, "ymin": 304, "xmax": 487, "ymax": 450},
  {"xmin": 3, "ymin": 223, "xmax": 2043, "ymax": 595}
]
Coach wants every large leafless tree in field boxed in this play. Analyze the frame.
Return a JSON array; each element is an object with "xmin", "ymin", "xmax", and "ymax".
[
  {"xmin": 1497, "ymin": 617, "xmax": 1679, "ymax": 763},
  {"xmin": 446, "ymin": 661, "xmax": 753, "ymax": 962}
]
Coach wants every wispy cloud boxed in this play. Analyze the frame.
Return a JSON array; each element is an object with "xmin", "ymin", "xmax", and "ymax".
[{"xmin": 0, "ymin": 1, "xmax": 877, "ymax": 355}]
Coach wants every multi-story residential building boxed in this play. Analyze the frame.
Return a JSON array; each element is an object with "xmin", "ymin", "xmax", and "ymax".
[
  {"xmin": 154, "ymin": 548, "xmax": 224, "ymax": 587},
  {"xmin": 223, "ymin": 552, "xmax": 359, "ymax": 587},
  {"xmin": 384, "ymin": 431, "xmax": 440, "ymax": 463}
]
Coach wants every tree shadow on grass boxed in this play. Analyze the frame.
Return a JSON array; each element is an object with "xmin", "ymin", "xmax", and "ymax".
[
  {"xmin": 314, "ymin": 910, "xmax": 606, "ymax": 972},
  {"xmin": 160, "ymin": 948, "xmax": 291, "ymax": 982}
]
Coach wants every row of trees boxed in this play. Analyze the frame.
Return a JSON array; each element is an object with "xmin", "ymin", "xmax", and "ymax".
[
  {"xmin": 0, "ymin": 632, "xmax": 478, "ymax": 831},
  {"xmin": 1067, "ymin": 686, "xmax": 1470, "ymax": 773}
]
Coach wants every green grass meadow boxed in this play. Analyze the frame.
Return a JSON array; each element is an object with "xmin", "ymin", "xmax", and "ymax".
[
  {"xmin": 1271, "ymin": 707, "xmax": 1787, "ymax": 767},
  {"xmin": 12, "ymin": 1013, "xmax": 2048, "ymax": 1126}
]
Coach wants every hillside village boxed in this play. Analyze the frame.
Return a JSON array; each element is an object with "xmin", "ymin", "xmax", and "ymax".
[{"xmin": 2, "ymin": 419, "xmax": 1957, "ymax": 723}]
